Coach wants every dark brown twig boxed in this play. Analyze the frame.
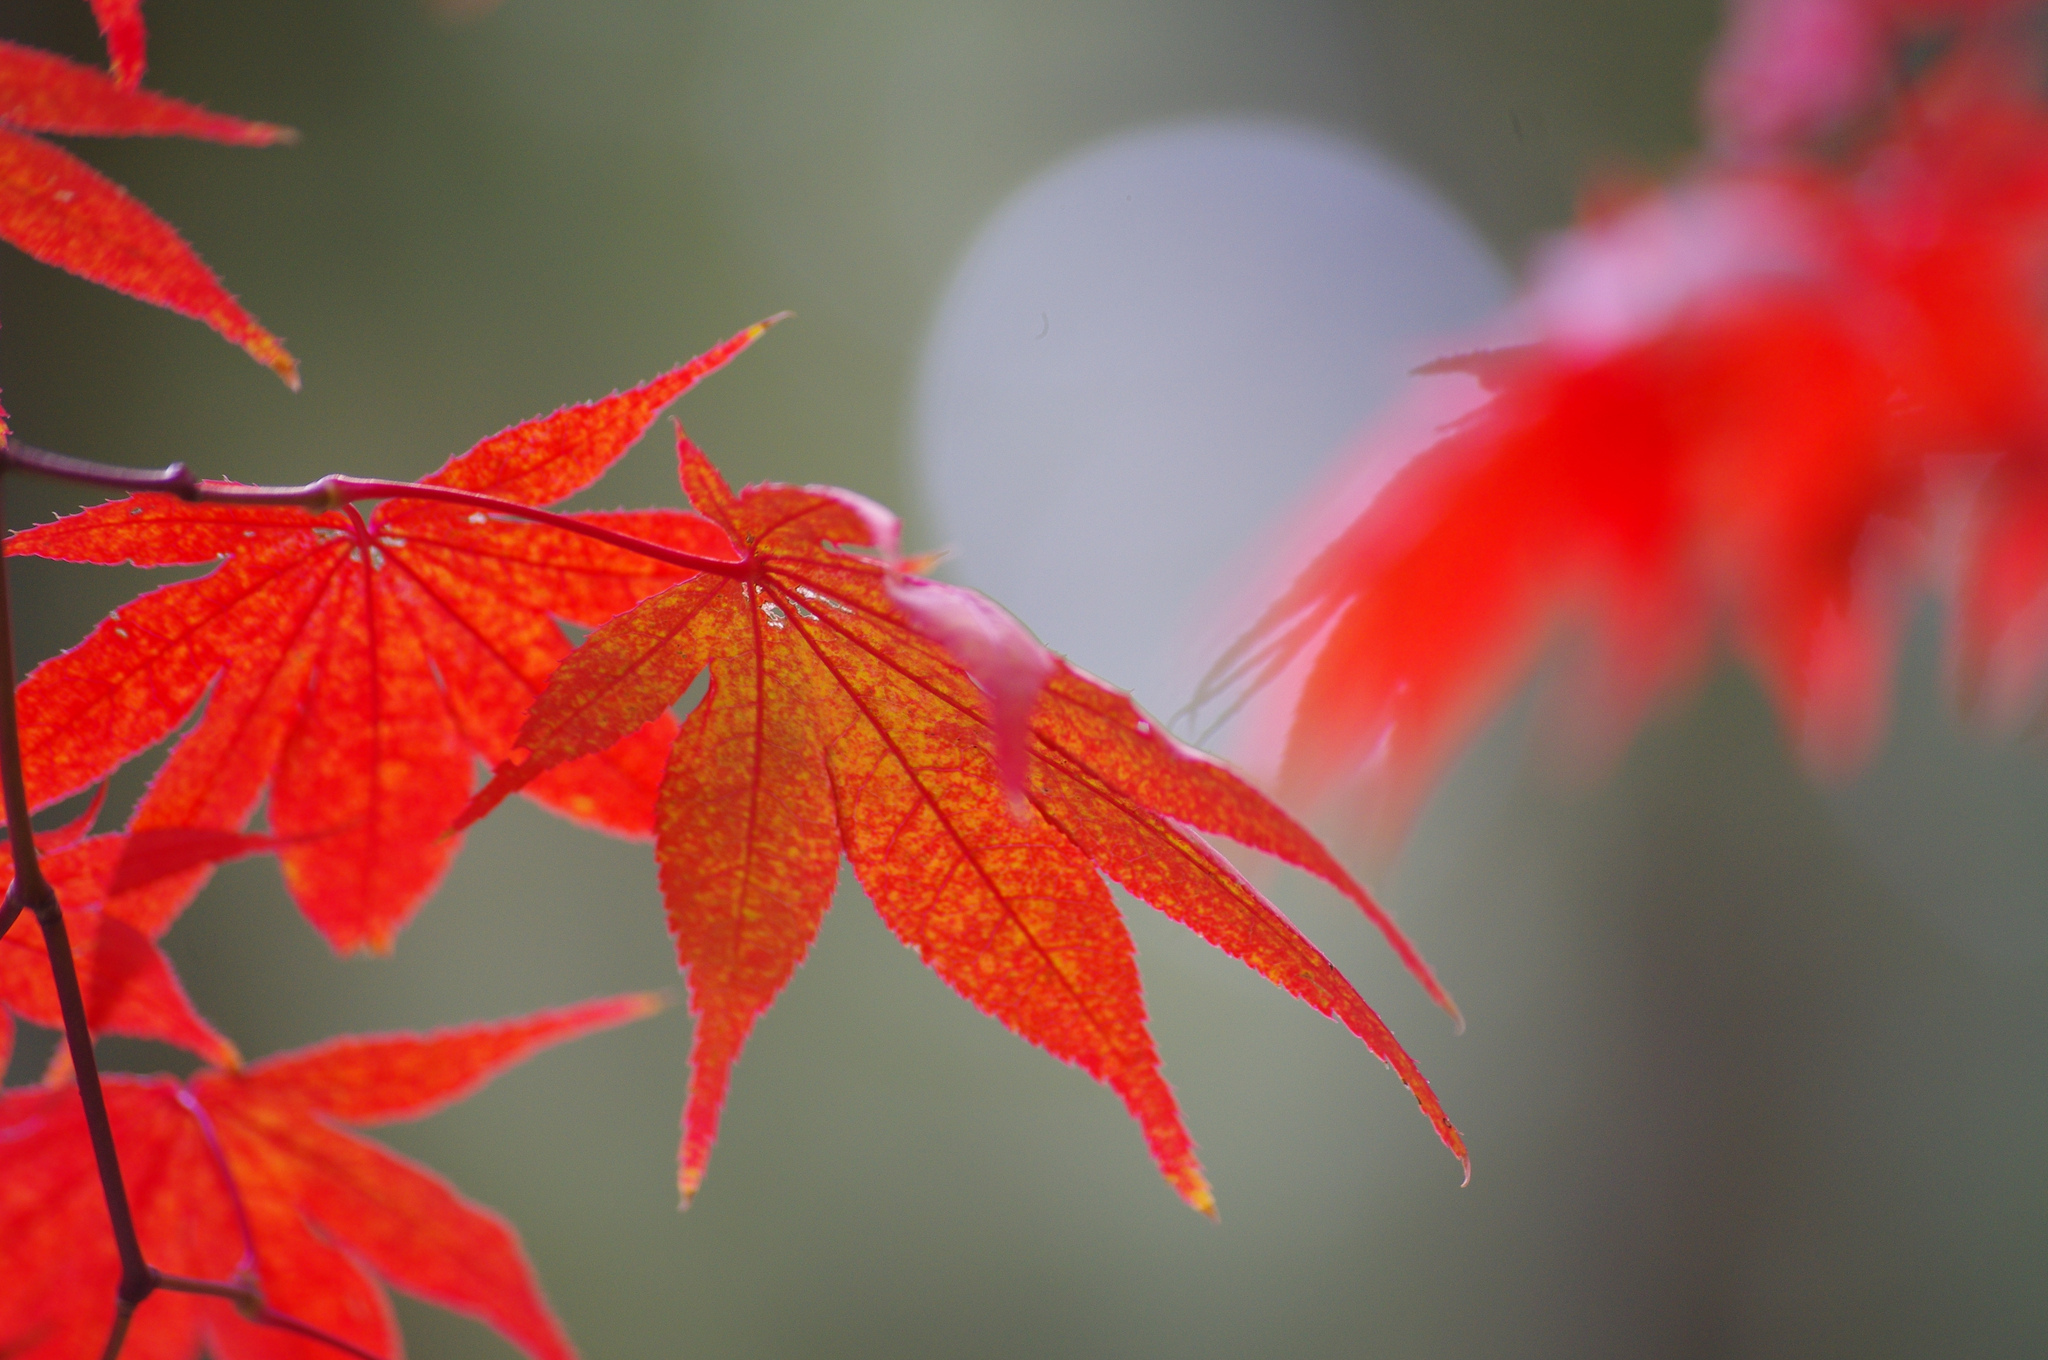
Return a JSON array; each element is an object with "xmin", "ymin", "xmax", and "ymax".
[
  {"xmin": 2, "ymin": 436, "xmax": 751, "ymax": 579},
  {"xmin": 0, "ymin": 474, "xmax": 153, "ymax": 1350}
]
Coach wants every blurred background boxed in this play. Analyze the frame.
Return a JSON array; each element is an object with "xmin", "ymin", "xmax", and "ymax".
[{"xmin": 4, "ymin": 1, "xmax": 2046, "ymax": 1356}]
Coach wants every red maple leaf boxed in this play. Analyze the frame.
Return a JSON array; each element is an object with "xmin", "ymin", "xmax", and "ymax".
[
  {"xmin": 0, "ymin": 995, "xmax": 660, "ymax": 1360},
  {"xmin": 0, "ymin": 34, "xmax": 296, "ymax": 382},
  {"xmin": 0, "ymin": 822, "xmax": 273, "ymax": 1077},
  {"xmin": 6, "ymin": 322, "xmax": 770, "ymax": 952},
  {"xmin": 461, "ymin": 436, "xmax": 1467, "ymax": 1213},
  {"xmin": 1208, "ymin": 8, "xmax": 2048, "ymax": 840}
]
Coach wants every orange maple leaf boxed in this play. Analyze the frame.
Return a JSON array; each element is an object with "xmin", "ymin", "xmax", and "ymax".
[
  {"xmin": 0, "ymin": 35, "xmax": 296, "ymax": 383},
  {"xmin": 0, "ymin": 995, "xmax": 660, "ymax": 1360},
  {"xmin": 6, "ymin": 323, "xmax": 770, "ymax": 952},
  {"xmin": 462, "ymin": 436, "xmax": 1467, "ymax": 1213}
]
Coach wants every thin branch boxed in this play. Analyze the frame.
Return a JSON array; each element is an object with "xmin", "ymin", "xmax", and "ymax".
[
  {"xmin": 2, "ymin": 437, "xmax": 751, "ymax": 579},
  {"xmin": 0, "ymin": 475, "xmax": 154, "ymax": 1345},
  {"xmin": 1, "ymin": 441, "xmax": 196, "ymax": 497},
  {"xmin": 95, "ymin": 1300, "xmax": 136, "ymax": 1360},
  {"xmin": 0, "ymin": 484, "xmax": 53, "ymax": 907}
]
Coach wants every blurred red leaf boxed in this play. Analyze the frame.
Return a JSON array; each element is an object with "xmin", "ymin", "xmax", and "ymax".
[{"xmin": 1213, "ymin": 7, "xmax": 2048, "ymax": 842}]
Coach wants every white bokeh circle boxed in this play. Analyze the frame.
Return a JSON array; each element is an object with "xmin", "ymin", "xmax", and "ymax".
[{"xmin": 913, "ymin": 118, "xmax": 1510, "ymax": 721}]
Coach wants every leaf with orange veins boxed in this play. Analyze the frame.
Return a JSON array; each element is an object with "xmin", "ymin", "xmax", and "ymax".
[
  {"xmin": 0, "ymin": 827, "xmax": 270, "ymax": 1071},
  {"xmin": 1032, "ymin": 667, "xmax": 1462, "ymax": 1027},
  {"xmin": 87, "ymin": 0, "xmax": 147, "ymax": 88},
  {"xmin": 464, "ymin": 439, "xmax": 1464, "ymax": 1211},
  {"xmin": 7, "ymin": 334, "xmax": 761, "ymax": 950},
  {"xmin": 0, "ymin": 996, "xmax": 657, "ymax": 1360}
]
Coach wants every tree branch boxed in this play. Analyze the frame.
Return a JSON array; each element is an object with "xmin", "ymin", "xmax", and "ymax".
[
  {"xmin": 0, "ymin": 473, "xmax": 155, "ymax": 1352},
  {"xmin": 2, "ymin": 436, "xmax": 751, "ymax": 579}
]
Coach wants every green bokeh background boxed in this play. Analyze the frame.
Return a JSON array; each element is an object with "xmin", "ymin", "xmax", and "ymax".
[{"xmin": 4, "ymin": 2, "xmax": 2045, "ymax": 1356}]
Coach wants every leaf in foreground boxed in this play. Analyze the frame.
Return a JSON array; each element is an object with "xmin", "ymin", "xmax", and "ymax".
[
  {"xmin": 0, "ymin": 995, "xmax": 660, "ymax": 1360},
  {"xmin": 7, "ymin": 323, "xmax": 767, "ymax": 952},
  {"xmin": 465, "ymin": 437, "xmax": 1467, "ymax": 1213}
]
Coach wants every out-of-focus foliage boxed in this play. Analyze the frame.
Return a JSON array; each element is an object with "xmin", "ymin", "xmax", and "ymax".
[{"xmin": 1214, "ymin": 0, "xmax": 2048, "ymax": 844}]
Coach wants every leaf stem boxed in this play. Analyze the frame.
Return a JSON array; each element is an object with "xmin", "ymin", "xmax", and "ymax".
[
  {"xmin": 0, "ymin": 473, "xmax": 156, "ymax": 1346},
  {"xmin": 1, "ymin": 437, "xmax": 752, "ymax": 579},
  {"xmin": 96, "ymin": 1301, "xmax": 136, "ymax": 1360}
]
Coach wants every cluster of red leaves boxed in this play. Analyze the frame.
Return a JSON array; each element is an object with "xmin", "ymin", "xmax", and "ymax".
[
  {"xmin": 4, "ymin": 258, "xmax": 1471, "ymax": 1360},
  {"xmin": 0, "ymin": 0, "xmax": 296, "ymax": 383},
  {"xmin": 12, "ymin": 317, "xmax": 1465, "ymax": 1226},
  {"xmin": 1215, "ymin": 0, "xmax": 2048, "ymax": 838},
  {"xmin": 1, "ymin": 2, "xmax": 1473, "ymax": 1357},
  {"xmin": 10, "ymin": 321, "xmax": 771, "ymax": 953}
]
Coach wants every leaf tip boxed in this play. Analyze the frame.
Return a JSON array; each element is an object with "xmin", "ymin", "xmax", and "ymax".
[
  {"xmin": 1441, "ymin": 1124, "xmax": 1472, "ymax": 1185},
  {"xmin": 623, "ymin": 990, "xmax": 671, "ymax": 1022},
  {"xmin": 244, "ymin": 333, "xmax": 300, "ymax": 390}
]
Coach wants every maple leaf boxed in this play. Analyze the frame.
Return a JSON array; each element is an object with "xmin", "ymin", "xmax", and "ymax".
[
  {"xmin": 6, "ymin": 322, "xmax": 771, "ymax": 953},
  {"xmin": 461, "ymin": 436, "xmax": 1466, "ymax": 1213},
  {"xmin": 0, "ymin": 36, "xmax": 297, "ymax": 383},
  {"xmin": 0, "ymin": 994, "xmax": 660, "ymax": 1360},
  {"xmin": 1204, "ymin": 9, "xmax": 2048, "ymax": 842}
]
